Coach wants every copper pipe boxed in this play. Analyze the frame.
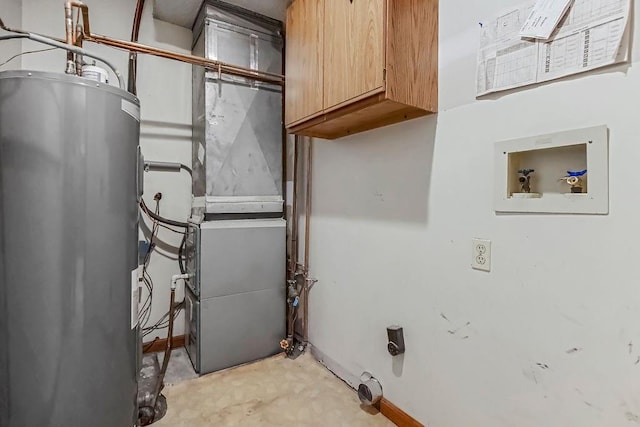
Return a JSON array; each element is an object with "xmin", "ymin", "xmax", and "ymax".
[
  {"xmin": 61, "ymin": 2, "xmax": 283, "ymax": 84},
  {"xmin": 64, "ymin": 3, "xmax": 89, "ymax": 74},
  {"xmin": 64, "ymin": 3, "xmax": 73, "ymax": 45},
  {"xmin": 75, "ymin": 24, "xmax": 83, "ymax": 47},
  {"xmin": 304, "ymin": 138, "xmax": 312, "ymax": 272},
  {"xmin": 286, "ymin": 137, "xmax": 300, "ymax": 344},
  {"xmin": 302, "ymin": 137, "xmax": 313, "ymax": 342},
  {"xmin": 290, "ymin": 136, "xmax": 300, "ymax": 277},
  {"xmin": 286, "ymin": 287, "xmax": 298, "ymax": 344},
  {"xmin": 66, "ymin": 1, "xmax": 90, "ymax": 36},
  {"xmin": 74, "ymin": 9, "xmax": 81, "ymax": 44},
  {"xmin": 86, "ymin": 34, "xmax": 284, "ymax": 85},
  {"xmin": 64, "ymin": 2, "xmax": 74, "ymax": 72},
  {"xmin": 128, "ymin": 0, "xmax": 146, "ymax": 95},
  {"xmin": 74, "ymin": 24, "xmax": 83, "ymax": 76},
  {"xmin": 64, "ymin": 1, "xmax": 90, "ymax": 76}
]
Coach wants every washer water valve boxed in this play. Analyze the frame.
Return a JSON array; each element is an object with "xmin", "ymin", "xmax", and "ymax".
[
  {"xmin": 560, "ymin": 169, "xmax": 587, "ymax": 193},
  {"xmin": 387, "ymin": 325, "xmax": 405, "ymax": 356}
]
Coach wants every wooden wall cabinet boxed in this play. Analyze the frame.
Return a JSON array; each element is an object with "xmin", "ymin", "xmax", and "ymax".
[{"xmin": 285, "ymin": 0, "xmax": 438, "ymax": 140}]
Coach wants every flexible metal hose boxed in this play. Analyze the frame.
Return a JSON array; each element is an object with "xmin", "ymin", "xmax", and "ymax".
[
  {"xmin": 150, "ymin": 287, "xmax": 175, "ymax": 418},
  {"xmin": 0, "ymin": 32, "xmax": 125, "ymax": 89}
]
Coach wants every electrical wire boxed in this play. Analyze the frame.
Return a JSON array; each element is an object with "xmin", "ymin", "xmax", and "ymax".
[
  {"xmin": 143, "ymin": 299, "xmax": 184, "ymax": 329},
  {"xmin": 137, "ymin": 202, "xmax": 186, "ymax": 322},
  {"xmin": 142, "ymin": 301, "xmax": 184, "ymax": 338},
  {"xmin": 178, "ymin": 233, "xmax": 187, "ymax": 274},
  {"xmin": 138, "ymin": 200, "xmax": 161, "ymax": 329},
  {"xmin": 0, "ymin": 47, "xmax": 56, "ymax": 68},
  {"xmin": 138, "ymin": 197, "xmax": 190, "ymax": 340},
  {"xmin": 139, "ymin": 198, "xmax": 189, "ymax": 228},
  {"xmin": 155, "ymin": 222, "xmax": 186, "ymax": 235},
  {"xmin": 143, "ymin": 337, "xmax": 159, "ymax": 353}
]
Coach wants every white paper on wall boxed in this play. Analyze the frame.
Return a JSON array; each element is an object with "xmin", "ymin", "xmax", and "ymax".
[
  {"xmin": 477, "ymin": 0, "xmax": 630, "ymax": 96},
  {"xmin": 520, "ymin": 0, "xmax": 574, "ymax": 40}
]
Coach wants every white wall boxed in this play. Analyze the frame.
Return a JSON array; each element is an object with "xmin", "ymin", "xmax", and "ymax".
[
  {"xmin": 308, "ymin": 1, "xmax": 640, "ymax": 426},
  {"xmin": 15, "ymin": 0, "xmax": 192, "ymax": 339}
]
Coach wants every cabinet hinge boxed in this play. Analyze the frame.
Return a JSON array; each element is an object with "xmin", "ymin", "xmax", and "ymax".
[{"xmin": 383, "ymin": 68, "xmax": 387, "ymax": 81}]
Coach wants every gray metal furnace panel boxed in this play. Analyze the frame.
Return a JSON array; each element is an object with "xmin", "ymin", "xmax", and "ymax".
[
  {"xmin": 184, "ymin": 222, "xmax": 200, "ymax": 296},
  {"xmin": 188, "ymin": 287, "xmax": 285, "ymax": 375},
  {"xmin": 183, "ymin": 217, "xmax": 286, "ymax": 376},
  {"xmin": 192, "ymin": 2, "xmax": 284, "ymax": 214},
  {"xmin": 199, "ymin": 218, "xmax": 286, "ymax": 299},
  {"xmin": 184, "ymin": 287, "xmax": 200, "ymax": 372},
  {"xmin": 0, "ymin": 71, "xmax": 139, "ymax": 427}
]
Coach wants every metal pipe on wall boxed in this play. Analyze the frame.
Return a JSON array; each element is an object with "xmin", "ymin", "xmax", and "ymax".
[
  {"xmin": 74, "ymin": 23, "xmax": 84, "ymax": 76},
  {"xmin": 290, "ymin": 136, "xmax": 300, "ymax": 277},
  {"xmin": 64, "ymin": 1, "xmax": 75, "ymax": 72},
  {"xmin": 302, "ymin": 137, "xmax": 313, "ymax": 343},
  {"xmin": 284, "ymin": 136, "xmax": 301, "ymax": 350},
  {"xmin": 128, "ymin": 0, "xmax": 146, "ymax": 95},
  {"xmin": 63, "ymin": 1, "xmax": 283, "ymax": 85},
  {"xmin": 86, "ymin": 34, "xmax": 284, "ymax": 85},
  {"xmin": 65, "ymin": 1, "xmax": 90, "ymax": 35},
  {"xmin": 0, "ymin": 32, "xmax": 126, "ymax": 89},
  {"xmin": 304, "ymin": 138, "xmax": 313, "ymax": 272},
  {"xmin": 2, "ymin": 2, "xmax": 285, "ymax": 88},
  {"xmin": 0, "ymin": 17, "xmax": 24, "ymax": 34}
]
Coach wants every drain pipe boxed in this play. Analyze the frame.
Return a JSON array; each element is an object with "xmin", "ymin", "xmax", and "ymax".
[
  {"xmin": 282, "ymin": 136, "xmax": 301, "ymax": 354},
  {"xmin": 150, "ymin": 273, "xmax": 189, "ymax": 418}
]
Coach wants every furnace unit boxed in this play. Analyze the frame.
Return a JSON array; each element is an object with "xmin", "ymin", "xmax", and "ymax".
[{"xmin": 185, "ymin": 1, "xmax": 286, "ymax": 375}]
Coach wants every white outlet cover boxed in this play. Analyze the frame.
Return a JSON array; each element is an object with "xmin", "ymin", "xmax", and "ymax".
[{"xmin": 472, "ymin": 238, "xmax": 491, "ymax": 272}]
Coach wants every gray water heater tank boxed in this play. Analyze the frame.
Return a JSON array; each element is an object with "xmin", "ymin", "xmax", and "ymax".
[{"xmin": 0, "ymin": 71, "xmax": 140, "ymax": 427}]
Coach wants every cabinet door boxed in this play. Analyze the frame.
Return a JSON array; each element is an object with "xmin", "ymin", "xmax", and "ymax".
[
  {"xmin": 323, "ymin": 0, "xmax": 385, "ymax": 109},
  {"xmin": 285, "ymin": 0, "xmax": 324, "ymax": 126}
]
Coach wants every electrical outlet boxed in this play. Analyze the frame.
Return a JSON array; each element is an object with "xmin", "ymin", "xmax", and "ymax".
[{"xmin": 472, "ymin": 238, "xmax": 491, "ymax": 272}]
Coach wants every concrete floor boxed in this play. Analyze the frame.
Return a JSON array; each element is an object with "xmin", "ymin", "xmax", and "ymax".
[
  {"xmin": 155, "ymin": 347, "xmax": 199, "ymax": 386},
  {"xmin": 154, "ymin": 351, "xmax": 394, "ymax": 427}
]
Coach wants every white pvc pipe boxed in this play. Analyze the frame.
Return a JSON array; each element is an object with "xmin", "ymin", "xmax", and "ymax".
[{"xmin": 170, "ymin": 273, "xmax": 190, "ymax": 290}]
